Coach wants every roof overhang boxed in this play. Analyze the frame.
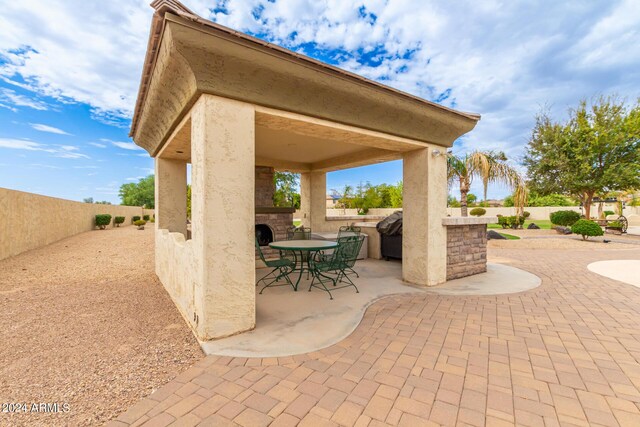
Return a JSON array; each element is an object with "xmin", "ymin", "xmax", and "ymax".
[{"xmin": 130, "ymin": 1, "xmax": 480, "ymax": 156}]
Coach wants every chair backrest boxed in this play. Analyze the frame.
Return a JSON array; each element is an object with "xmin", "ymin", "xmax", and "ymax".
[
  {"xmin": 287, "ymin": 225, "xmax": 311, "ymax": 240},
  {"xmin": 255, "ymin": 237, "xmax": 267, "ymax": 263},
  {"xmin": 338, "ymin": 225, "xmax": 361, "ymax": 238},
  {"xmin": 332, "ymin": 235, "xmax": 365, "ymax": 268}
]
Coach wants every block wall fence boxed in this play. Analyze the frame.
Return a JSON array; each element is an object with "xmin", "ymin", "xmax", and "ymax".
[
  {"xmin": 0, "ymin": 188, "xmax": 155, "ymax": 261},
  {"xmin": 311, "ymin": 205, "xmax": 640, "ymax": 221}
]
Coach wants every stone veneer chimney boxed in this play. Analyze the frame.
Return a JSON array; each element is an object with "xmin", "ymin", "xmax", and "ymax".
[{"xmin": 254, "ymin": 166, "xmax": 295, "ymax": 259}]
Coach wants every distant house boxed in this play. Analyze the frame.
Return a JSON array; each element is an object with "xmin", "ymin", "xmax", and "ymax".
[{"xmin": 326, "ymin": 193, "xmax": 340, "ymax": 208}]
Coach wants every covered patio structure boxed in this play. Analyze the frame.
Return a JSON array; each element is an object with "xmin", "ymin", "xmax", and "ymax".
[{"xmin": 130, "ymin": 0, "xmax": 480, "ymax": 342}]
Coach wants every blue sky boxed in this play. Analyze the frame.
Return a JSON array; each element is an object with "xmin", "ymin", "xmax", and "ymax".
[{"xmin": 1, "ymin": 0, "xmax": 639, "ymax": 203}]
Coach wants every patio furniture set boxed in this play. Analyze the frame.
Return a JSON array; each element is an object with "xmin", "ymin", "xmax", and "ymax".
[{"xmin": 255, "ymin": 225, "xmax": 365, "ymax": 300}]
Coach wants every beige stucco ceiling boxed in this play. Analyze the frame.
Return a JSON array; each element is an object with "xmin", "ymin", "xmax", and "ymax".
[{"xmin": 159, "ymin": 107, "xmax": 405, "ymax": 172}]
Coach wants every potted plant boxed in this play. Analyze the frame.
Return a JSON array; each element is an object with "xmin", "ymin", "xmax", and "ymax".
[{"xmin": 134, "ymin": 219, "xmax": 147, "ymax": 230}]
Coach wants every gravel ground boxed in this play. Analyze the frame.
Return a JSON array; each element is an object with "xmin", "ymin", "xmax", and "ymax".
[{"xmin": 0, "ymin": 227, "xmax": 202, "ymax": 426}]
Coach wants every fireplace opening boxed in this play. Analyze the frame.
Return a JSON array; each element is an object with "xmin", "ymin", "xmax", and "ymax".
[{"xmin": 255, "ymin": 224, "xmax": 274, "ymax": 246}]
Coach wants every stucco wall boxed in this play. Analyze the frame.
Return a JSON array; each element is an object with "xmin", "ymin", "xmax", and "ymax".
[{"xmin": 0, "ymin": 188, "xmax": 154, "ymax": 261}]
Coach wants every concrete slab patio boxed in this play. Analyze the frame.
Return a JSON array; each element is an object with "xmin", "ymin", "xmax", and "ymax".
[
  {"xmin": 110, "ymin": 244, "xmax": 640, "ymax": 427},
  {"xmin": 202, "ymin": 261, "xmax": 540, "ymax": 358}
]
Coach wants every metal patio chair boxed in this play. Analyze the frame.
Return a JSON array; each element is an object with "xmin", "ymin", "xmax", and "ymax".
[
  {"xmin": 337, "ymin": 224, "xmax": 361, "ymax": 238},
  {"xmin": 308, "ymin": 235, "xmax": 365, "ymax": 299},
  {"xmin": 255, "ymin": 238, "xmax": 295, "ymax": 294},
  {"xmin": 286, "ymin": 225, "xmax": 311, "ymax": 240}
]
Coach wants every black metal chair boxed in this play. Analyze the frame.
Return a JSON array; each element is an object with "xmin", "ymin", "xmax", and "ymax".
[{"xmin": 255, "ymin": 238, "xmax": 295, "ymax": 294}]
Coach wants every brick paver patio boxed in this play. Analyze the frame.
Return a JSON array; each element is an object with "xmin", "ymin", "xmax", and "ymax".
[{"xmin": 109, "ymin": 246, "xmax": 640, "ymax": 426}]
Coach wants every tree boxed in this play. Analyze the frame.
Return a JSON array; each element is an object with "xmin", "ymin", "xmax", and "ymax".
[
  {"xmin": 352, "ymin": 182, "xmax": 381, "ymax": 214},
  {"xmin": 83, "ymin": 197, "xmax": 94, "ymax": 203},
  {"xmin": 447, "ymin": 150, "xmax": 526, "ymax": 216},
  {"xmin": 524, "ymin": 96, "xmax": 640, "ymax": 219},
  {"xmin": 119, "ymin": 175, "xmax": 155, "ymax": 208},
  {"xmin": 466, "ymin": 193, "xmax": 477, "ymax": 206},
  {"xmin": 273, "ymin": 172, "xmax": 300, "ymax": 209},
  {"xmin": 388, "ymin": 181, "xmax": 403, "ymax": 208}
]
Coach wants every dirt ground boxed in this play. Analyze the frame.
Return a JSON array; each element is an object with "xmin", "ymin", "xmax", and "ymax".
[{"xmin": 0, "ymin": 226, "xmax": 203, "ymax": 426}]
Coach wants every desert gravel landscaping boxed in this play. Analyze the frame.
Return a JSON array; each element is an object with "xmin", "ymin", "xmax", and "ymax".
[{"xmin": 0, "ymin": 227, "xmax": 202, "ymax": 427}]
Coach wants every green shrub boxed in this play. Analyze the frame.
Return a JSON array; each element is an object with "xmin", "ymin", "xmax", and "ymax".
[
  {"xmin": 550, "ymin": 210, "xmax": 580, "ymax": 226},
  {"xmin": 498, "ymin": 216, "xmax": 509, "ymax": 229},
  {"xmin": 469, "ymin": 207, "xmax": 486, "ymax": 217},
  {"xmin": 506, "ymin": 215, "xmax": 525, "ymax": 229},
  {"xmin": 150, "ymin": 218, "xmax": 155, "ymax": 223},
  {"xmin": 571, "ymin": 219, "xmax": 604, "ymax": 240},
  {"xmin": 114, "ymin": 216, "xmax": 125, "ymax": 227},
  {"xmin": 604, "ymin": 210, "xmax": 615, "ymax": 217},
  {"xmin": 95, "ymin": 214, "xmax": 112, "ymax": 230},
  {"xmin": 608, "ymin": 221, "xmax": 622, "ymax": 228},
  {"xmin": 523, "ymin": 211, "xmax": 531, "ymax": 218},
  {"xmin": 143, "ymin": 215, "xmax": 150, "ymax": 221},
  {"xmin": 132, "ymin": 216, "xmax": 141, "ymax": 222},
  {"xmin": 134, "ymin": 219, "xmax": 146, "ymax": 229}
]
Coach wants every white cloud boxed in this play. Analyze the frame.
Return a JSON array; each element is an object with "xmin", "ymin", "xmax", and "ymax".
[
  {"xmin": 29, "ymin": 123, "xmax": 72, "ymax": 135},
  {"xmin": 88, "ymin": 142, "xmax": 107, "ymax": 148},
  {"xmin": 0, "ymin": 137, "xmax": 89, "ymax": 159},
  {"xmin": 100, "ymin": 138, "xmax": 142, "ymax": 150},
  {"xmin": 0, "ymin": 138, "xmax": 53, "ymax": 151},
  {"xmin": 73, "ymin": 165, "xmax": 98, "ymax": 169},
  {"xmin": 126, "ymin": 176, "xmax": 144, "ymax": 181},
  {"xmin": 0, "ymin": 0, "xmax": 638, "ymax": 193},
  {"xmin": 0, "ymin": 88, "xmax": 48, "ymax": 110},
  {"xmin": 29, "ymin": 163, "xmax": 62, "ymax": 169}
]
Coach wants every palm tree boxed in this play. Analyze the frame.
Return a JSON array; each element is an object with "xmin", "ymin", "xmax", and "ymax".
[{"xmin": 447, "ymin": 150, "xmax": 527, "ymax": 216}]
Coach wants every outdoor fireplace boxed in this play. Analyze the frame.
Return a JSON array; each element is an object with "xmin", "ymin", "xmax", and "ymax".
[
  {"xmin": 255, "ymin": 166, "xmax": 295, "ymax": 259},
  {"xmin": 255, "ymin": 224, "xmax": 274, "ymax": 246}
]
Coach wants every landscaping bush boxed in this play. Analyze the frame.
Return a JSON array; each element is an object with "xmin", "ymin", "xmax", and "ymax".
[
  {"xmin": 134, "ymin": 219, "xmax": 146, "ymax": 230},
  {"xmin": 143, "ymin": 215, "xmax": 150, "ymax": 221},
  {"xmin": 571, "ymin": 219, "xmax": 604, "ymax": 240},
  {"xmin": 132, "ymin": 216, "xmax": 141, "ymax": 222},
  {"xmin": 497, "ymin": 216, "xmax": 509, "ymax": 229},
  {"xmin": 114, "ymin": 216, "xmax": 125, "ymax": 227},
  {"xmin": 608, "ymin": 221, "xmax": 622, "ymax": 228},
  {"xmin": 506, "ymin": 215, "xmax": 525, "ymax": 229},
  {"xmin": 549, "ymin": 210, "xmax": 580, "ymax": 226},
  {"xmin": 604, "ymin": 210, "xmax": 615, "ymax": 217},
  {"xmin": 523, "ymin": 211, "xmax": 531, "ymax": 218},
  {"xmin": 95, "ymin": 214, "xmax": 112, "ymax": 230},
  {"xmin": 150, "ymin": 218, "xmax": 155, "ymax": 223},
  {"xmin": 469, "ymin": 207, "xmax": 486, "ymax": 217}
]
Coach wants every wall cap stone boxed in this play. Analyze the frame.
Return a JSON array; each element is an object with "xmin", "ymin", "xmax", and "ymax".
[{"xmin": 442, "ymin": 216, "xmax": 498, "ymax": 226}]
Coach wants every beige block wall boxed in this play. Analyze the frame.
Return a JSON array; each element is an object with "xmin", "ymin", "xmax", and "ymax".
[
  {"xmin": 0, "ymin": 187, "xmax": 154, "ymax": 261},
  {"xmin": 319, "ymin": 206, "xmax": 640, "ymax": 221}
]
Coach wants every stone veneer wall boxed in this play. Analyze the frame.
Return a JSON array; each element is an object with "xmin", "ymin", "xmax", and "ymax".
[
  {"xmin": 256, "ymin": 212, "xmax": 293, "ymax": 259},
  {"xmin": 446, "ymin": 224, "xmax": 487, "ymax": 280},
  {"xmin": 255, "ymin": 166, "xmax": 275, "ymax": 206}
]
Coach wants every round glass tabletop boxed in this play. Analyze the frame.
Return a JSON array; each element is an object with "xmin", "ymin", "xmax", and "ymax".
[{"xmin": 269, "ymin": 240, "xmax": 339, "ymax": 250}]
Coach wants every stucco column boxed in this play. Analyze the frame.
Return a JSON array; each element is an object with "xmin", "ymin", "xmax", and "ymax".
[
  {"xmin": 190, "ymin": 94, "xmax": 256, "ymax": 340},
  {"xmin": 299, "ymin": 172, "xmax": 311, "ymax": 227},
  {"xmin": 402, "ymin": 147, "xmax": 447, "ymax": 286},
  {"xmin": 155, "ymin": 158, "xmax": 187, "ymax": 237},
  {"xmin": 310, "ymin": 172, "xmax": 327, "ymax": 232}
]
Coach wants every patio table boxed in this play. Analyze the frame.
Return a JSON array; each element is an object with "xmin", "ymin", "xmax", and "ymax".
[{"xmin": 269, "ymin": 240, "xmax": 338, "ymax": 291}]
